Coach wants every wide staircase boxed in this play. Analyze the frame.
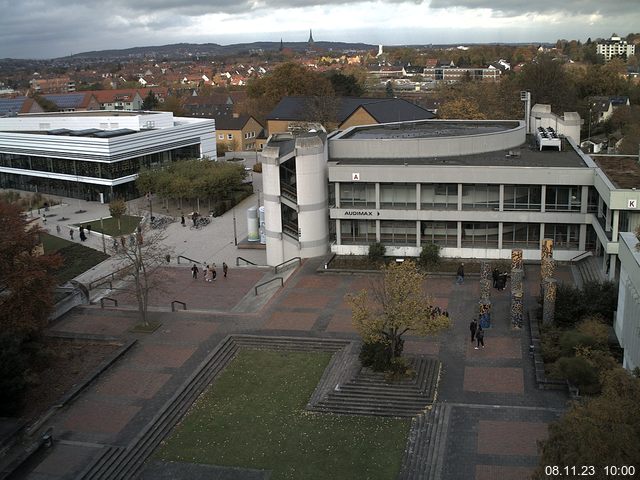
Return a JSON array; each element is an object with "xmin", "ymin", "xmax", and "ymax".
[{"xmin": 573, "ymin": 255, "xmax": 606, "ymax": 287}]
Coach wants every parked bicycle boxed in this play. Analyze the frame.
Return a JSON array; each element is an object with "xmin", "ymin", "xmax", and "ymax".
[
  {"xmin": 189, "ymin": 216, "xmax": 211, "ymax": 230},
  {"xmin": 150, "ymin": 215, "xmax": 176, "ymax": 229}
]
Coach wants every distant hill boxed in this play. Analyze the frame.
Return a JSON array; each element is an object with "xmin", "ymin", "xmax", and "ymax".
[{"xmin": 66, "ymin": 41, "xmax": 378, "ymax": 60}]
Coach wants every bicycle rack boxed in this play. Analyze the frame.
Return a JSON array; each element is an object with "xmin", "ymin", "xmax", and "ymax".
[
  {"xmin": 171, "ymin": 300, "xmax": 187, "ymax": 311},
  {"xmin": 100, "ymin": 297, "xmax": 118, "ymax": 308}
]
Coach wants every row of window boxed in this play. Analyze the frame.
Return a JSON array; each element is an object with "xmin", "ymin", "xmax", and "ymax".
[
  {"xmin": 217, "ymin": 131, "xmax": 257, "ymax": 141},
  {"xmin": 337, "ymin": 183, "xmax": 597, "ymax": 212},
  {"xmin": 0, "ymin": 146, "xmax": 199, "ymax": 179},
  {"xmin": 339, "ymin": 220, "xmax": 585, "ymax": 249}
]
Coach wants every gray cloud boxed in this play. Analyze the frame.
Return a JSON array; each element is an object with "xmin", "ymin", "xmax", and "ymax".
[{"xmin": 0, "ymin": 0, "xmax": 638, "ymax": 59}]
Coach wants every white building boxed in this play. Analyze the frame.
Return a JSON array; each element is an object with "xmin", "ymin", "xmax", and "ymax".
[
  {"xmin": 596, "ymin": 36, "xmax": 636, "ymax": 62},
  {"xmin": 260, "ymin": 105, "xmax": 640, "ymax": 283},
  {"xmin": 615, "ymin": 232, "xmax": 640, "ymax": 371},
  {"xmin": 0, "ymin": 111, "xmax": 216, "ymax": 202}
]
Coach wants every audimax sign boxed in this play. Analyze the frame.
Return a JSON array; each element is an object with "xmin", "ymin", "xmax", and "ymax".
[{"xmin": 344, "ymin": 210, "xmax": 380, "ymax": 216}]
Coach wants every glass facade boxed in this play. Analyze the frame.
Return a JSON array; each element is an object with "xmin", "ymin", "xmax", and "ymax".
[
  {"xmin": 502, "ymin": 223, "xmax": 541, "ymax": 248},
  {"xmin": 503, "ymin": 185, "xmax": 542, "ymax": 211},
  {"xmin": 461, "ymin": 184, "xmax": 500, "ymax": 210},
  {"xmin": 380, "ymin": 183, "xmax": 416, "ymax": 209},
  {"xmin": 461, "ymin": 223, "xmax": 499, "ymax": 248},
  {"xmin": 340, "ymin": 219, "xmax": 376, "ymax": 244},
  {"xmin": 380, "ymin": 220, "xmax": 416, "ymax": 245},
  {"xmin": 421, "ymin": 183, "xmax": 457, "ymax": 209},
  {"xmin": 340, "ymin": 182, "xmax": 375, "ymax": 208},
  {"xmin": 421, "ymin": 221, "xmax": 457, "ymax": 247},
  {"xmin": 546, "ymin": 223, "xmax": 580, "ymax": 249},
  {"xmin": 545, "ymin": 186, "xmax": 581, "ymax": 211}
]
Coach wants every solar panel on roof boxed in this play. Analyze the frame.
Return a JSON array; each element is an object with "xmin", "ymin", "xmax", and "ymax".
[
  {"xmin": 43, "ymin": 93, "xmax": 85, "ymax": 109},
  {"xmin": 0, "ymin": 97, "xmax": 27, "ymax": 115}
]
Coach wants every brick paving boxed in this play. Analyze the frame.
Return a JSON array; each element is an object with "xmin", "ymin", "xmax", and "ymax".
[{"xmin": 22, "ymin": 257, "xmax": 575, "ymax": 479}]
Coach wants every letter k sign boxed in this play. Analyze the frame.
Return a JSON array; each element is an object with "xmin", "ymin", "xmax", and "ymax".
[{"xmin": 629, "ymin": 199, "xmax": 637, "ymax": 209}]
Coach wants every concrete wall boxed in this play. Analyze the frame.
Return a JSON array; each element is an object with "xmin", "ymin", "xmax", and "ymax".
[
  {"xmin": 530, "ymin": 104, "xmax": 581, "ymax": 144},
  {"xmin": 615, "ymin": 232, "xmax": 640, "ymax": 370}
]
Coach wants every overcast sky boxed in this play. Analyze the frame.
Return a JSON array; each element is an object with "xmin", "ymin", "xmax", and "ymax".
[{"xmin": 0, "ymin": 0, "xmax": 638, "ymax": 59}]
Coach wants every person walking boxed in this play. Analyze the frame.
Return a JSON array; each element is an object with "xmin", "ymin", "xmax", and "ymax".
[
  {"xmin": 120, "ymin": 236, "xmax": 126, "ymax": 249},
  {"xmin": 475, "ymin": 327, "xmax": 485, "ymax": 349},
  {"xmin": 469, "ymin": 318, "xmax": 478, "ymax": 343},
  {"xmin": 211, "ymin": 264, "xmax": 217, "ymax": 281},
  {"xmin": 181, "ymin": 214, "xmax": 186, "ymax": 227},
  {"xmin": 222, "ymin": 262, "xmax": 228, "ymax": 278},
  {"xmin": 492, "ymin": 268, "xmax": 499, "ymax": 289},
  {"xmin": 203, "ymin": 265, "xmax": 210, "ymax": 282},
  {"xmin": 191, "ymin": 264, "xmax": 199, "ymax": 279},
  {"xmin": 113, "ymin": 238, "xmax": 119, "ymax": 252},
  {"xmin": 86, "ymin": 224, "xmax": 92, "ymax": 235},
  {"xmin": 456, "ymin": 263, "xmax": 465, "ymax": 285},
  {"xmin": 69, "ymin": 228, "xmax": 74, "ymax": 240},
  {"xmin": 79, "ymin": 229, "xmax": 87, "ymax": 242},
  {"xmin": 56, "ymin": 224, "xmax": 61, "ymax": 235}
]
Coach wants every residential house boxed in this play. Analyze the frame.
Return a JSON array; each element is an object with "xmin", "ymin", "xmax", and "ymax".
[
  {"xmin": 589, "ymin": 96, "xmax": 631, "ymax": 123},
  {"xmin": 266, "ymin": 96, "xmax": 435, "ymax": 135},
  {"xmin": 0, "ymin": 97, "xmax": 44, "ymax": 116},
  {"xmin": 29, "ymin": 76, "xmax": 76, "ymax": 94},
  {"xmin": 92, "ymin": 89, "xmax": 144, "ymax": 111},
  {"xmin": 40, "ymin": 92, "xmax": 100, "ymax": 112},
  {"xmin": 215, "ymin": 113, "xmax": 264, "ymax": 152}
]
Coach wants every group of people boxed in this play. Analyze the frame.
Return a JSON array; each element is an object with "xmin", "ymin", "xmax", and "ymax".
[
  {"xmin": 428, "ymin": 305, "xmax": 450, "ymax": 318},
  {"xmin": 469, "ymin": 318, "xmax": 485, "ymax": 349},
  {"xmin": 191, "ymin": 262, "xmax": 228, "ymax": 281},
  {"xmin": 68, "ymin": 224, "xmax": 91, "ymax": 242}
]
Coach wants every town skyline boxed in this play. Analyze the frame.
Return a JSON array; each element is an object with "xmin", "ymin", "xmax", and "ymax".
[{"xmin": 0, "ymin": 0, "xmax": 638, "ymax": 59}]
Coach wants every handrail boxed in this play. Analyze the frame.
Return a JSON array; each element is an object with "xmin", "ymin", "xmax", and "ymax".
[
  {"xmin": 570, "ymin": 251, "xmax": 592, "ymax": 263},
  {"xmin": 100, "ymin": 297, "xmax": 118, "ymax": 308},
  {"xmin": 177, "ymin": 255, "xmax": 201, "ymax": 265},
  {"xmin": 88, "ymin": 265, "xmax": 131, "ymax": 290},
  {"xmin": 254, "ymin": 277, "xmax": 283, "ymax": 295},
  {"xmin": 323, "ymin": 253, "xmax": 337, "ymax": 270},
  {"xmin": 236, "ymin": 256, "xmax": 257, "ymax": 266},
  {"xmin": 274, "ymin": 256, "xmax": 301, "ymax": 274},
  {"xmin": 171, "ymin": 300, "xmax": 187, "ymax": 312}
]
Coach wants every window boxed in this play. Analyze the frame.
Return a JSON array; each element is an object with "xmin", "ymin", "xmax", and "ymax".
[
  {"xmin": 341, "ymin": 220, "xmax": 376, "ymax": 244},
  {"xmin": 380, "ymin": 221, "xmax": 416, "ymax": 246},
  {"xmin": 380, "ymin": 183, "xmax": 416, "ymax": 209},
  {"xmin": 503, "ymin": 185, "xmax": 542, "ymax": 211},
  {"xmin": 502, "ymin": 223, "xmax": 540, "ymax": 248},
  {"xmin": 546, "ymin": 224, "xmax": 579, "ymax": 249},
  {"xmin": 461, "ymin": 223, "xmax": 499, "ymax": 248},
  {"xmin": 218, "ymin": 134, "xmax": 224, "ymax": 139},
  {"xmin": 227, "ymin": 133, "xmax": 233, "ymax": 140},
  {"xmin": 421, "ymin": 221, "xmax": 457, "ymax": 247},
  {"xmin": 545, "ymin": 186, "xmax": 581, "ymax": 211},
  {"xmin": 421, "ymin": 183, "xmax": 457, "ymax": 209},
  {"xmin": 461, "ymin": 184, "xmax": 500, "ymax": 210},
  {"xmin": 340, "ymin": 182, "xmax": 375, "ymax": 208}
]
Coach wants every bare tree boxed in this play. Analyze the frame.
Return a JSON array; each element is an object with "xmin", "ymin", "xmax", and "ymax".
[{"xmin": 113, "ymin": 223, "xmax": 172, "ymax": 326}]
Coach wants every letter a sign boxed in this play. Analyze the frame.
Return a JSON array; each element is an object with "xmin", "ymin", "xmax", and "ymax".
[
  {"xmin": 628, "ymin": 199, "xmax": 637, "ymax": 209},
  {"xmin": 352, "ymin": 173, "xmax": 360, "ymax": 181}
]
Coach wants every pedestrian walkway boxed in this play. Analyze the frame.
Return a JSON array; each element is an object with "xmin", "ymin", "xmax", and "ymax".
[{"xmin": 13, "ymin": 257, "xmax": 574, "ymax": 479}]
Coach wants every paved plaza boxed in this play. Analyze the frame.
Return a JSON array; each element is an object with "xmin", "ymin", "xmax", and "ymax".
[{"xmin": 13, "ymin": 192, "xmax": 573, "ymax": 479}]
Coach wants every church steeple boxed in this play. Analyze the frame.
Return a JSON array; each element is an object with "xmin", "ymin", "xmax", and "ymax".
[
  {"xmin": 308, "ymin": 29, "xmax": 314, "ymax": 44},
  {"xmin": 279, "ymin": 38, "xmax": 284, "ymax": 52}
]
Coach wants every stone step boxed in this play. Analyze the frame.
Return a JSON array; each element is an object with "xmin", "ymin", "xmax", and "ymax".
[
  {"xmin": 312, "ymin": 403, "xmax": 423, "ymax": 417},
  {"xmin": 421, "ymin": 403, "xmax": 452, "ymax": 480},
  {"xmin": 398, "ymin": 412, "xmax": 428, "ymax": 480},
  {"xmin": 333, "ymin": 386, "xmax": 432, "ymax": 400}
]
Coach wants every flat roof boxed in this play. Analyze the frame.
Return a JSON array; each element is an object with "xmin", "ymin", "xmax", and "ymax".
[
  {"xmin": 331, "ymin": 138, "xmax": 588, "ymax": 168},
  {"xmin": 17, "ymin": 110, "xmax": 158, "ymax": 118},
  {"xmin": 340, "ymin": 120, "xmax": 520, "ymax": 140},
  {"xmin": 593, "ymin": 156, "xmax": 640, "ymax": 189}
]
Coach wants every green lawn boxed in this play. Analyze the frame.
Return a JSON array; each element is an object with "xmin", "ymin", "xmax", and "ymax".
[
  {"xmin": 41, "ymin": 233, "xmax": 110, "ymax": 284},
  {"xmin": 156, "ymin": 349, "xmax": 410, "ymax": 480},
  {"xmin": 74, "ymin": 215, "xmax": 142, "ymax": 236}
]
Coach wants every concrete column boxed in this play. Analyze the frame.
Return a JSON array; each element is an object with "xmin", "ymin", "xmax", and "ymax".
[
  {"xmin": 336, "ymin": 219, "xmax": 341, "ymax": 245},
  {"xmin": 376, "ymin": 219, "xmax": 380, "ymax": 242},
  {"xmin": 457, "ymin": 183, "xmax": 463, "ymax": 211},
  {"xmin": 457, "ymin": 221, "xmax": 462, "ymax": 249},
  {"xmin": 498, "ymin": 222, "xmax": 503, "ymax": 250},
  {"xmin": 375, "ymin": 183, "xmax": 380, "ymax": 210},
  {"xmin": 416, "ymin": 220, "xmax": 421, "ymax": 247},
  {"xmin": 540, "ymin": 185, "xmax": 546, "ymax": 213},
  {"xmin": 539, "ymin": 224, "xmax": 545, "ymax": 250},
  {"xmin": 605, "ymin": 206, "xmax": 611, "ymax": 232},
  {"xmin": 580, "ymin": 185, "xmax": 589, "ymax": 214},
  {"xmin": 612, "ymin": 210, "xmax": 620, "ymax": 241},
  {"xmin": 609, "ymin": 254, "xmax": 617, "ymax": 280},
  {"xmin": 499, "ymin": 184, "xmax": 504, "ymax": 212},
  {"xmin": 542, "ymin": 278, "xmax": 557, "ymax": 325},
  {"xmin": 416, "ymin": 184, "xmax": 421, "ymax": 210},
  {"xmin": 335, "ymin": 183, "xmax": 340, "ymax": 208},
  {"xmin": 579, "ymin": 224, "xmax": 587, "ymax": 251}
]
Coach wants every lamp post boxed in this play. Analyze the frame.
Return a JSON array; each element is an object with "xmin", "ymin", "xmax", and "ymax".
[
  {"xmin": 146, "ymin": 192, "xmax": 153, "ymax": 220},
  {"xmin": 100, "ymin": 217, "xmax": 106, "ymax": 253},
  {"xmin": 232, "ymin": 207, "xmax": 238, "ymax": 246},
  {"xmin": 588, "ymin": 107, "xmax": 592, "ymax": 141}
]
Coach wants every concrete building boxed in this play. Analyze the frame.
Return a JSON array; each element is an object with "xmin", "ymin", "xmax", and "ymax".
[
  {"xmin": 0, "ymin": 111, "xmax": 216, "ymax": 202},
  {"xmin": 615, "ymin": 232, "xmax": 640, "ymax": 371},
  {"xmin": 596, "ymin": 35, "xmax": 636, "ymax": 62},
  {"xmin": 259, "ymin": 106, "xmax": 640, "ymax": 283}
]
